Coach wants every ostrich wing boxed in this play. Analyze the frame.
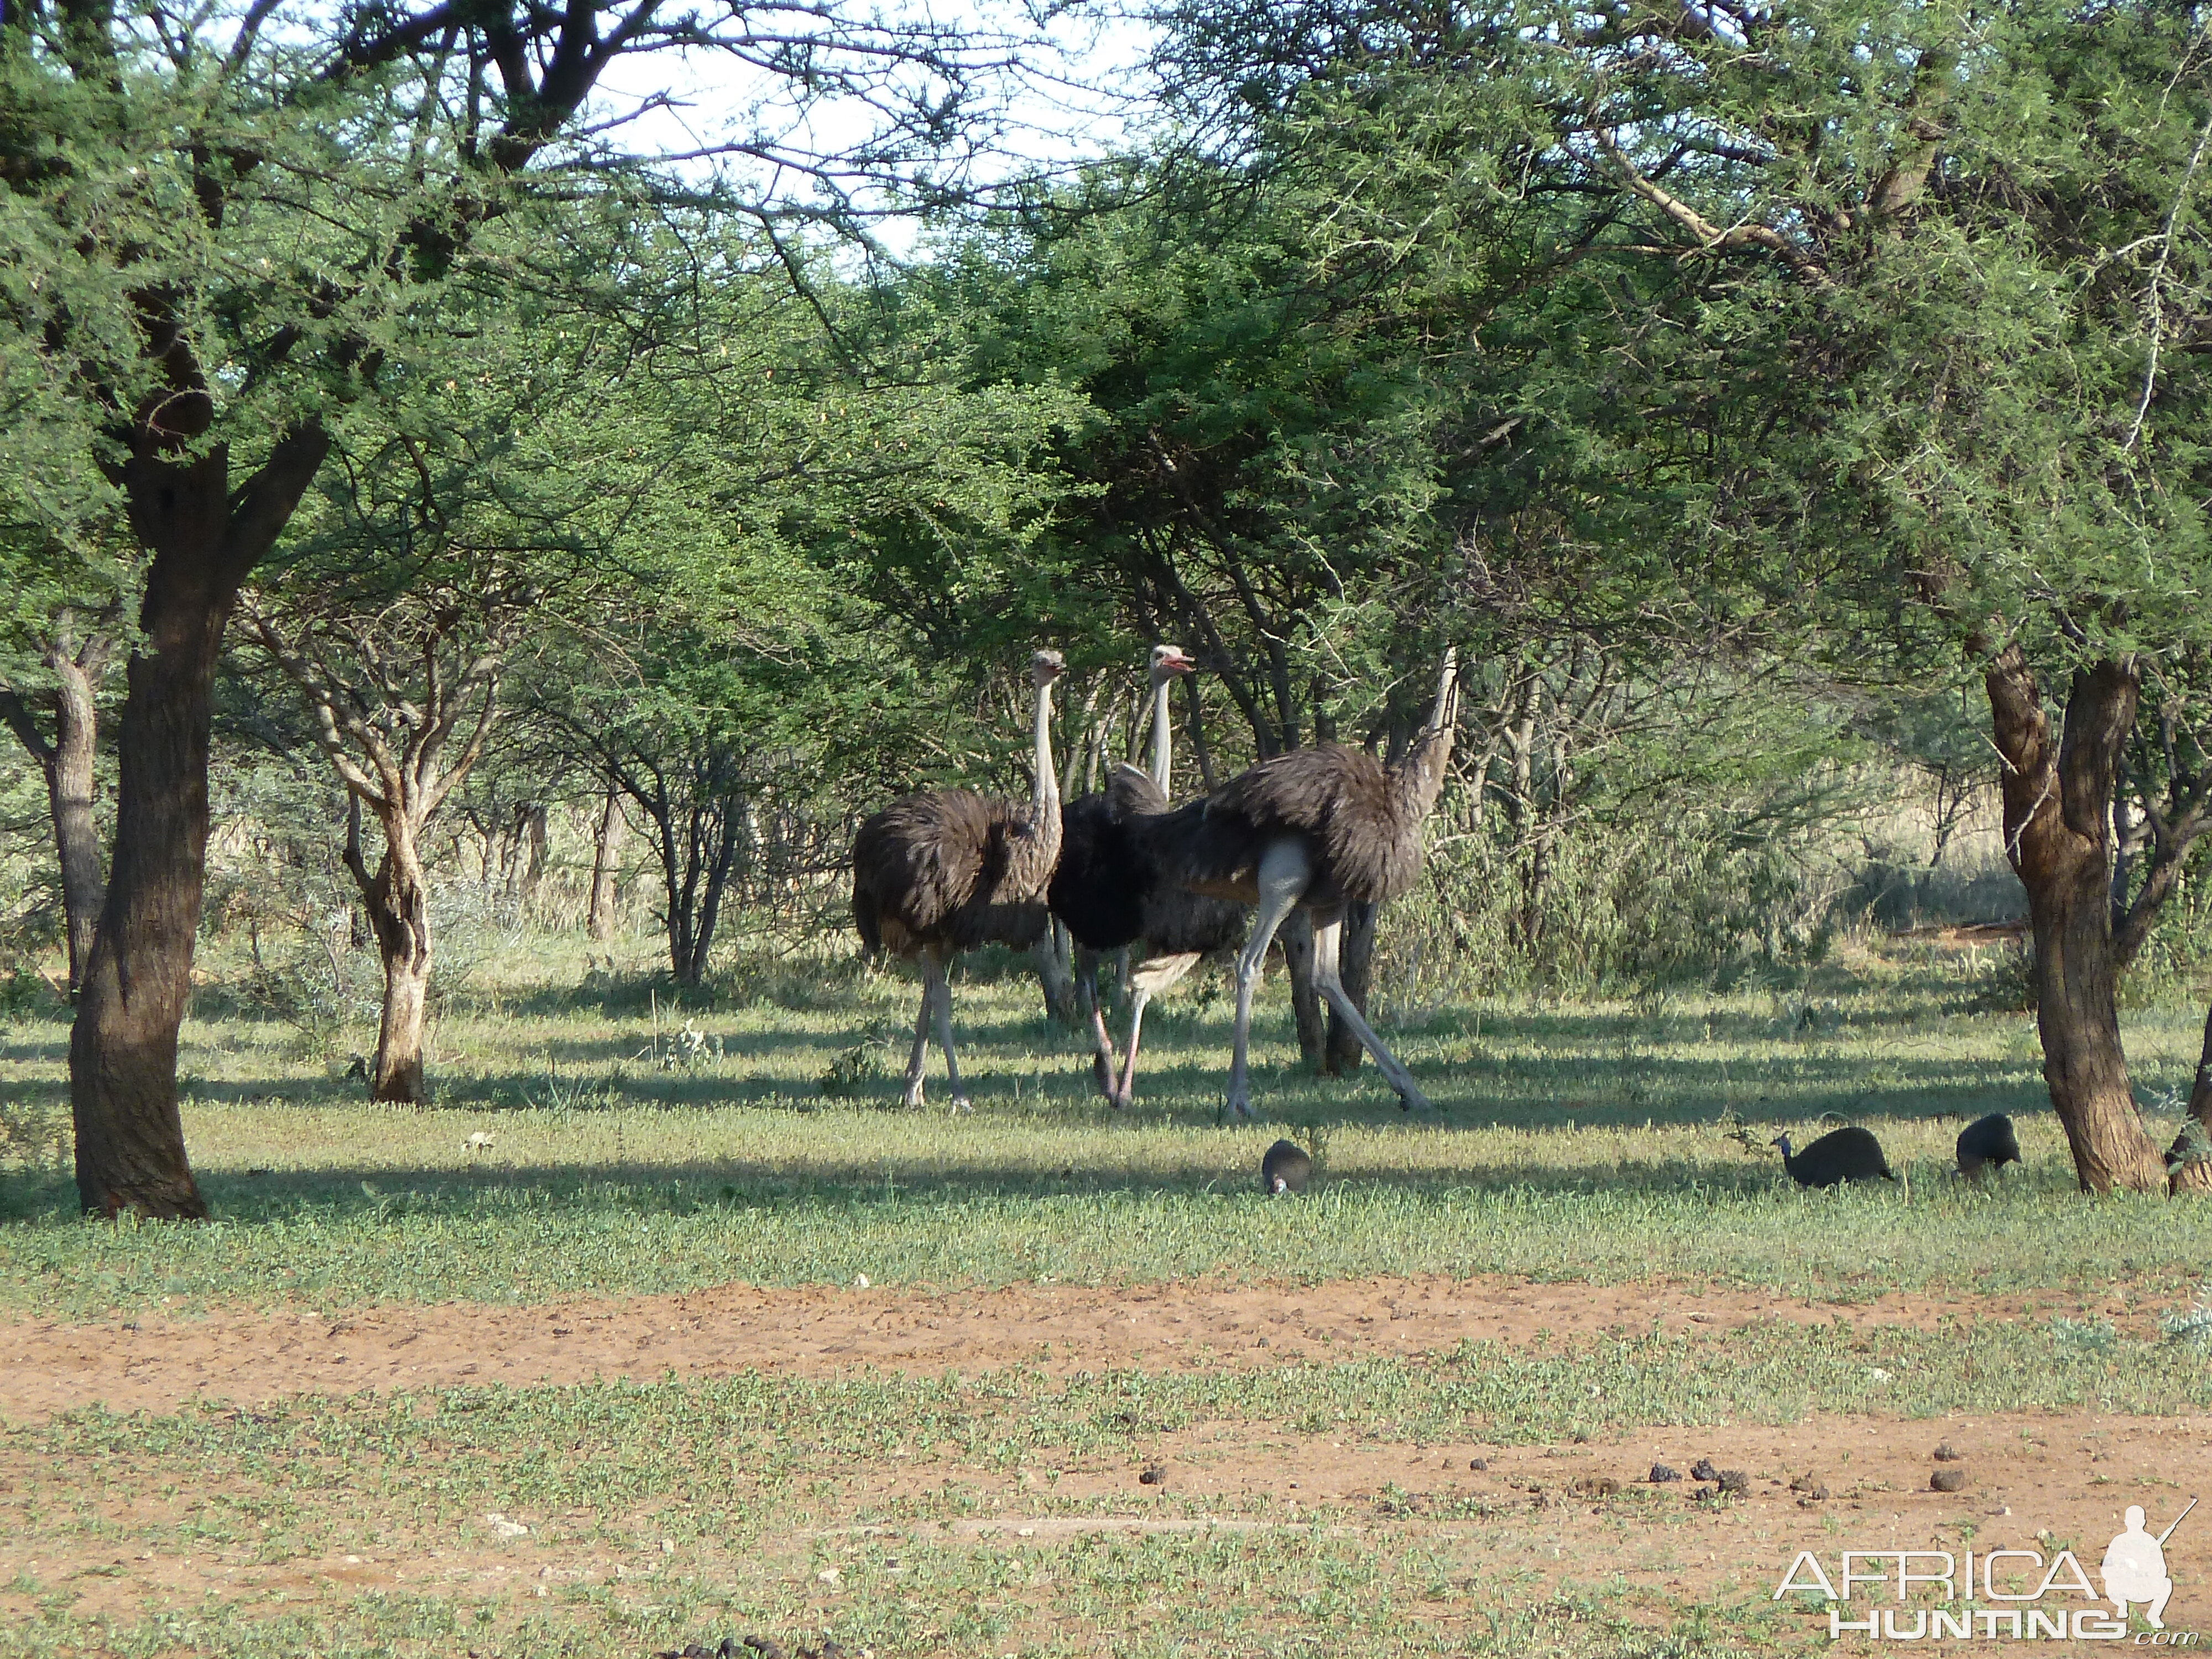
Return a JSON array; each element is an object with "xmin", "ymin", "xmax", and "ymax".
[{"xmin": 851, "ymin": 788, "xmax": 996, "ymax": 946}]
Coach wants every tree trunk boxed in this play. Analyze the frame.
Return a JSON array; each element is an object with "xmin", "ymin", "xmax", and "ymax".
[
  {"xmin": 1280, "ymin": 911, "xmax": 1328, "ymax": 1068},
  {"xmin": 0, "ymin": 641, "xmax": 108, "ymax": 998},
  {"xmin": 2171, "ymin": 1003, "xmax": 2212, "ymax": 1196},
  {"xmin": 71, "ymin": 429, "xmax": 327, "ymax": 1216},
  {"xmin": 349, "ymin": 806, "xmax": 435, "ymax": 1104},
  {"xmin": 517, "ymin": 802, "xmax": 549, "ymax": 905},
  {"xmin": 46, "ymin": 646, "xmax": 105, "ymax": 995},
  {"xmin": 1032, "ymin": 923, "xmax": 1078, "ymax": 1027},
  {"xmin": 1325, "ymin": 898, "xmax": 1379, "ymax": 1074},
  {"xmin": 588, "ymin": 790, "xmax": 625, "ymax": 940},
  {"xmin": 1985, "ymin": 648, "xmax": 2167, "ymax": 1193}
]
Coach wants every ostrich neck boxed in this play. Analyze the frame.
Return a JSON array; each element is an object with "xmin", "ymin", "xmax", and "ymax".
[
  {"xmin": 1030, "ymin": 679, "xmax": 1061, "ymax": 850},
  {"xmin": 1149, "ymin": 676, "xmax": 1175, "ymax": 791}
]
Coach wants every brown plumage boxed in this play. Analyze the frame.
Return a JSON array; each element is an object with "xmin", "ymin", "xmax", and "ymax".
[
  {"xmin": 1119, "ymin": 723, "xmax": 1454, "ymax": 915},
  {"xmin": 1113, "ymin": 649, "xmax": 1459, "ymax": 1119},
  {"xmin": 853, "ymin": 787, "xmax": 1058, "ymax": 958},
  {"xmin": 849, "ymin": 649, "xmax": 1065, "ymax": 1110}
]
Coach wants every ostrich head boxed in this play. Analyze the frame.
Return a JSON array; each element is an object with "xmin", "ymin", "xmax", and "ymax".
[
  {"xmin": 1030, "ymin": 648, "xmax": 1066, "ymax": 687},
  {"xmin": 1149, "ymin": 644, "xmax": 1196, "ymax": 683}
]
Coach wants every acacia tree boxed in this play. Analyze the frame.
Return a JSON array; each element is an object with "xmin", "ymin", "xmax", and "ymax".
[
  {"xmin": 241, "ymin": 584, "xmax": 524, "ymax": 1102},
  {"xmin": 1147, "ymin": 0, "xmax": 2212, "ymax": 1190},
  {"xmin": 1538, "ymin": 0, "xmax": 2212, "ymax": 1192},
  {"xmin": 2, "ymin": 0, "xmax": 1039, "ymax": 1214}
]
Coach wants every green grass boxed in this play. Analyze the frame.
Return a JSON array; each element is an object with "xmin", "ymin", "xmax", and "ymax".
[
  {"xmin": 6, "ymin": 930, "xmax": 2212, "ymax": 1655},
  {"xmin": 3, "ymin": 931, "xmax": 2210, "ymax": 1314}
]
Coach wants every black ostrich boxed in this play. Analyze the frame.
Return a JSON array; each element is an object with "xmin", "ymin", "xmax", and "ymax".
[
  {"xmin": 1116, "ymin": 650, "xmax": 1460, "ymax": 1118},
  {"xmin": 1048, "ymin": 644, "xmax": 1247, "ymax": 1107},
  {"xmin": 851, "ymin": 649, "xmax": 1065, "ymax": 1112}
]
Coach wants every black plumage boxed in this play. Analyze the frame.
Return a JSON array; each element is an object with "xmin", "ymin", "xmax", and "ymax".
[
  {"xmin": 1773, "ymin": 1126, "xmax": 1897, "ymax": 1188},
  {"xmin": 1047, "ymin": 789, "xmax": 1150, "ymax": 953},
  {"xmin": 1261, "ymin": 1138, "xmax": 1313, "ymax": 1194},
  {"xmin": 1955, "ymin": 1112, "xmax": 2022, "ymax": 1180},
  {"xmin": 1047, "ymin": 645, "xmax": 1247, "ymax": 1107},
  {"xmin": 1107, "ymin": 649, "xmax": 1460, "ymax": 1119},
  {"xmin": 1114, "ymin": 720, "xmax": 1455, "ymax": 915}
]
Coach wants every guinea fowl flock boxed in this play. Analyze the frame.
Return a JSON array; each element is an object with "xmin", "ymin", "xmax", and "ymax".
[{"xmin": 850, "ymin": 643, "xmax": 2031, "ymax": 1193}]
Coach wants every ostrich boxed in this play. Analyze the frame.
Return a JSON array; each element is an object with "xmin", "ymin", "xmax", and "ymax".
[
  {"xmin": 1048, "ymin": 644, "xmax": 1247, "ymax": 1107},
  {"xmin": 1115, "ymin": 649, "xmax": 1460, "ymax": 1119},
  {"xmin": 851, "ymin": 649, "xmax": 1066, "ymax": 1112}
]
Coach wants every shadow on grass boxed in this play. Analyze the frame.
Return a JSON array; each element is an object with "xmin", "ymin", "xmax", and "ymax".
[{"xmin": 1, "ymin": 1151, "xmax": 1846, "ymax": 1227}]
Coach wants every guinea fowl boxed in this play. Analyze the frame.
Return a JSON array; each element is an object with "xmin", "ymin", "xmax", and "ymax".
[
  {"xmin": 1772, "ymin": 1126, "xmax": 1897, "ymax": 1188},
  {"xmin": 1115, "ymin": 650, "xmax": 1459, "ymax": 1118},
  {"xmin": 1261, "ymin": 1138, "xmax": 1313, "ymax": 1194},
  {"xmin": 1955, "ymin": 1112, "xmax": 2022, "ymax": 1181},
  {"xmin": 1049, "ymin": 644, "xmax": 1248, "ymax": 1107},
  {"xmin": 851, "ymin": 650, "xmax": 1065, "ymax": 1112}
]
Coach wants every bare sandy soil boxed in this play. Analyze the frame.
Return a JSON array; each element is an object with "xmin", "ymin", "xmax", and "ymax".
[
  {"xmin": 0, "ymin": 1272, "xmax": 2130, "ymax": 1422},
  {"xmin": 7, "ymin": 1402, "xmax": 2209, "ymax": 1639}
]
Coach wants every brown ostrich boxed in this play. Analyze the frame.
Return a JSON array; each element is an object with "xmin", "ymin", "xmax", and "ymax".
[
  {"xmin": 1048, "ymin": 645, "xmax": 1248, "ymax": 1107},
  {"xmin": 1116, "ymin": 649, "xmax": 1459, "ymax": 1118},
  {"xmin": 851, "ymin": 649, "xmax": 1065, "ymax": 1112}
]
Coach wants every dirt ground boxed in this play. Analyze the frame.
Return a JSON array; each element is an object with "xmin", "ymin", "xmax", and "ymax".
[
  {"xmin": 0, "ymin": 1272, "xmax": 2141, "ymax": 1422},
  {"xmin": 7, "ymin": 1274, "xmax": 2210, "ymax": 1645}
]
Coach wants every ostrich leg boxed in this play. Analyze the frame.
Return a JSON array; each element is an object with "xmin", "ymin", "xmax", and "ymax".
[
  {"xmin": 1111, "ymin": 952, "xmax": 1201, "ymax": 1109},
  {"xmin": 925, "ymin": 946, "xmax": 975, "ymax": 1114},
  {"xmin": 900, "ymin": 972, "xmax": 934, "ymax": 1108},
  {"xmin": 1074, "ymin": 944, "xmax": 1120, "ymax": 1100},
  {"xmin": 1310, "ymin": 915, "xmax": 1432, "ymax": 1112},
  {"xmin": 1225, "ymin": 841, "xmax": 1312, "ymax": 1120}
]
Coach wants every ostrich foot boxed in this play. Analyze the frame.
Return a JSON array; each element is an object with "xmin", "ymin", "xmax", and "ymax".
[
  {"xmin": 1110, "ymin": 1087, "xmax": 1135, "ymax": 1111},
  {"xmin": 1397, "ymin": 1084, "xmax": 1434, "ymax": 1114},
  {"xmin": 949, "ymin": 1095, "xmax": 975, "ymax": 1115},
  {"xmin": 1223, "ymin": 1088, "xmax": 1258, "ymax": 1121}
]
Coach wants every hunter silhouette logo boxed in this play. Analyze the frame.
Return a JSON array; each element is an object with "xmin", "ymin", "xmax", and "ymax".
[
  {"xmin": 1775, "ymin": 1498, "xmax": 2199, "ymax": 1641},
  {"xmin": 2104, "ymin": 1500, "xmax": 2192, "ymax": 1630}
]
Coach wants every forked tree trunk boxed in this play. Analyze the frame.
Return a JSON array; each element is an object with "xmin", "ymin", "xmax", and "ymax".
[
  {"xmin": 1985, "ymin": 649, "xmax": 2167, "ymax": 1193},
  {"xmin": 72, "ymin": 431, "xmax": 328, "ymax": 1217},
  {"xmin": 587, "ymin": 791, "xmax": 625, "ymax": 940},
  {"xmin": 349, "ymin": 804, "xmax": 435, "ymax": 1104},
  {"xmin": 1325, "ymin": 898, "xmax": 1380, "ymax": 1074}
]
